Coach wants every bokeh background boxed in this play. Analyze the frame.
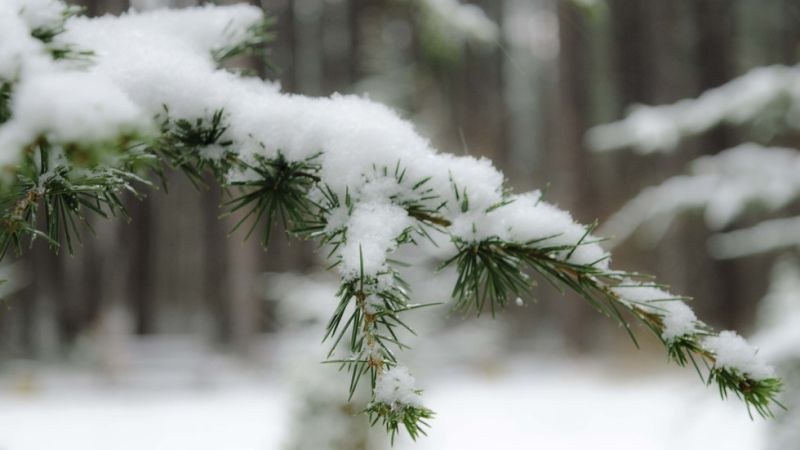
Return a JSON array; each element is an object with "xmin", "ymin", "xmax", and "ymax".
[{"xmin": 1, "ymin": 1, "xmax": 799, "ymax": 449}]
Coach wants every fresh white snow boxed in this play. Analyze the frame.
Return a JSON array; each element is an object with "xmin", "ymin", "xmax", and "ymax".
[
  {"xmin": 703, "ymin": 331, "xmax": 775, "ymax": 381},
  {"xmin": 0, "ymin": 0, "xmax": 779, "ymax": 421},
  {"xmin": 374, "ymin": 366, "xmax": 422, "ymax": 407},
  {"xmin": 0, "ymin": 359, "xmax": 766, "ymax": 450},
  {"xmin": 612, "ymin": 281, "xmax": 698, "ymax": 342}
]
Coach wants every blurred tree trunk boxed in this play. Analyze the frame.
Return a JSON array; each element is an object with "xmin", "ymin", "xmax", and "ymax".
[
  {"xmin": 127, "ymin": 196, "xmax": 154, "ymax": 335},
  {"xmin": 456, "ymin": 0, "xmax": 507, "ymax": 166},
  {"xmin": 71, "ymin": 0, "xmax": 127, "ymax": 14},
  {"xmin": 692, "ymin": 0, "xmax": 744, "ymax": 329},
  {"xmin": 552, "ymin": 0, "xmax": 595, "ymax": 349}
]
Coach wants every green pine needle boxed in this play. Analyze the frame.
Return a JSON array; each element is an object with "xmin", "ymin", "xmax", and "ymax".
[
  {"xmin": 365, "ymin": 401, "xmax": 435, "ymax": 445},
  {"xmin": 224, "ymin": 152, "xmax": 320, "ymax": 247}
]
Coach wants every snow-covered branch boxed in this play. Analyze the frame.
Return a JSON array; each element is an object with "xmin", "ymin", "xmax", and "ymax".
[
  {"xmin": 587, "ymin": 65, "xmax": 800, "ymax": 154},
  {"xmin": 708, "ymin": 215, "xmax": 800, "ymax": 260},
  {"xmin": 417, "ymin": 0, "xmax": 499, "ymax": 45},
  {"xmin": 600, "ymin": 144, "xmax": 800, "ymax": 247},
  {"xmin": 0, "ymin": 0, "xmax": 783, "ymax": 439},
  {"xmin": 752, "ymin": 257, "xmax": 800, "ymax": 450}
]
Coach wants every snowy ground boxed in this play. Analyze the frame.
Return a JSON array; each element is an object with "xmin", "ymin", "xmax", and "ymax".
[
  {"xmin": 398, "ymin": 364, "xmax": 765, "ymax": 450},
  {"xmin": 0, "ymin": 358, "xmax": 765, "ymax": 450}
]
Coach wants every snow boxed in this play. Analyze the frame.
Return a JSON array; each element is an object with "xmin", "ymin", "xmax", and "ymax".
[
  {"xmin": 262, "ymin": 272, "xmax": 339, "ymax": 327},
  {"xmin": 11, "ymin": 0, "xmax": 67, "ymax": 31},
  {"xmin": 0, "ymin": 2, "xmax": 612, "ymax": 282},
  {"xmin": 587, "ymin": 65, "xmax": 800, "ymax": 153},
  {"xmin": 374, "ymin": 366, "xmax": 422, "ymax": 407},
  {"xmin": 57, "ymin": 4, "xmax": 266, "ymax": 120},
  {"xmin": 756, "ymin": 314, "xmax": 800, "ymax": 367},
  {"xmin": 0, "ymin": 359, "xmax": 766, "ymax": 450},
  {"xmin": 0, "ymin": 3, "xmax": 779, "ymax": 425},
  {"xmin": 659, "ymin": 302, "xmax": 698, "ymax": 342},
  {"xmin": 495, "ymin": 192, "xmax": 609, "ymax": 268},
  {"xmin": 364, "ymin": 294, "xmax": 383, "ymax": 314},
  {"xmin": 4, "ymin": 71, "xmax": 148, "ymax": 146},
  {"xmin": 340, "ymin": 201, "xmax": 410, "ymax": 278},
  {"xmin": 411, "ymin": 363, "xmax": 765, "ymax": 450},
  {"xmin": 753, "ymin": 257, "xmax": 800, "ymax": 363},
  {"xmin": 0, "ymin": 383, "xmax": 287, "ymax": 450},
  {"xmin": 54, "ymin": 3, "xmax": 601, "ymax": 283},
  {"xmin": 447, "ymin": 191, "xmax": 609, "ymax": 268},
  {"xmin": 0, "ymin": 3, "xmax": 51, "ymax": 80},
  {"xmin": 600, "ymin": 144, "xmax": 800, "ymax": 247},
  {"xmin": 752, "ymin": 258, "xmax": 800, "ymax": 450},
  {"xmin": 703, "ymin": 331, "xmax": 775, "ymax": 380},
  {"xmin": 612, "ymin": 281, "xmax": 698, "ymax": 342}
]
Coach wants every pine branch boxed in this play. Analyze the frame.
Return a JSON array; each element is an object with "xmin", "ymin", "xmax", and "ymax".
[
  {"xmin": 150, "ymin": 108, "xmax": 235, "ymax": 184},
  {"xmin": 322, "ymin": 248, "xmax": 436, "ymax": 440},
  {"xmin": 224, "ymin": 152, "xmax": 321, "ymax": 247},
  {"xmin": 365, "ymin": 401, "xmax": 434, "ymax": 444},
  {"xmin": 441, "ymin": 236, "xmax": 784, "ymax": 417},
  {"xmin": 0, "ymin": 139, "xmax": 151, "ymax": 256},
  {"xmin": 0, "ymin": 4, "xmax": 784, "ymax": 443}
]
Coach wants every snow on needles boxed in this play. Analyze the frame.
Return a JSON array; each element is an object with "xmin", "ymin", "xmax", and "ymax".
[
  {"xmin": 703, "ymin": 331, "xmax": 775, "ymax": 381},
  {"xmin": 6, "ymin": 71, "xmax": 147, "ymax": 146},
  {"xmin": 612, "ymin": 280, "xmax": 697, "ymax": 342},
  {"xmin": 341, "ymin": 201, "xmax": 410, "ymax": 278},
  {"xmin": 0, "ymin": 0, "xmax": 781, "ymax": 414},
  {"xmin": 446, "ymin": 191, "xmax": 610, "ymax": 269},
  {"xmin": 0, "ymin": 1, "xmax": 611, "ymax": 281},
  {"xmin": 374, "ymin": 366, "xmax": 421, "ymax": 408}
]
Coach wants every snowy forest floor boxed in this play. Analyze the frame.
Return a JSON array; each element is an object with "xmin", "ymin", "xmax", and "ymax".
[{"xmin": 0, "ymin": 341, "xmax": 765, "ymax": 450}]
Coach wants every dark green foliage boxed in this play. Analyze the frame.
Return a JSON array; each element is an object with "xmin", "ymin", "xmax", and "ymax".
[
  {"xmin": 444, "ymin": 238, "xmax": 533, "ymax": 316},
  {"xmin": 321, "ymin": 250, "xmax": 437, "ymax": 440},
  {"xmin": 710, "ymin": 368, "xmax": 785, "ymax": 419},
  {"xmin": 47, "ymin": 44, "xmax": 94, "ymax": 62},
  {"xmin": 365, "ymin": 401, "xmax": 434, "ymax": 444},
  {"xmin": 323, "ymin": 274, "xmax": 425, "ymax": 395},
  {"xmin": 153, "ymin": 108, "xmax": 325, "ymax": 250},
  {"xmin": 0, "ymin": 142, "xmax": 150, "ymax": 257},
  {"xmin": 0, "ymin": 184, "xmax": 44, "ymax": 259},
  {"xmin": 442, "ymin": 227, "xmax": 612, "ymax": 318},
  {"xmin": 1, "ymin": 6, "xmax": 783, "ymax": 440},
  {"xmin": 323, "ymin": 250, "xmax": 419, "ymax": 396},
  {"xmin": 440, "ymin": 231, "xmax": 784, "ymax": 418},
  {"xmin": 294, "ymin": 183, "xmax": 349, "ymax": 255},
  {"xmin": 225, "ymin": 152, "xmax": 321, "ymax": 247},
  {"xmin": 151, "ymin": 108, "xmax": 234, "ymax": 184}
]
